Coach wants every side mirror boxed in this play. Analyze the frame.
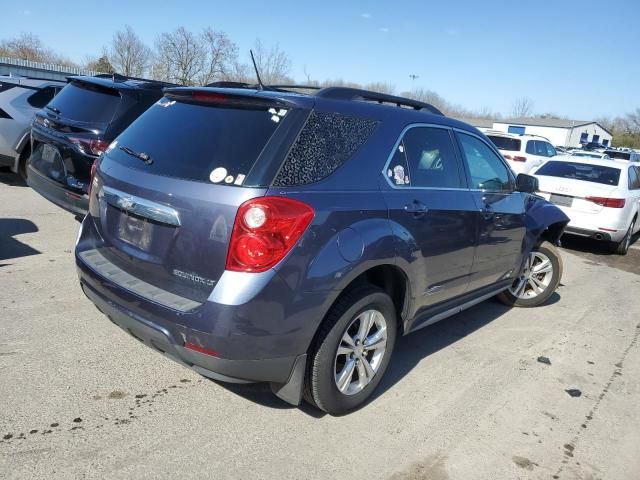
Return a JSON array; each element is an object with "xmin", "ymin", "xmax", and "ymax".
[{"xmin": 516, "ymin": 173, "xmax": 538, "ymax": 193}]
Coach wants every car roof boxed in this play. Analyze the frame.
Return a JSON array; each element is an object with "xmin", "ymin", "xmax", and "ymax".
[
  {"xmin": 163, "ymin": 85, "xmax": 470, "ymax": 130},
  {"xmin": 0, "ymin": 75, "xmax": 66, "ymax": 87},
  {"xmin": 545, "ymin": 157, "xmax": 629, "ymax": 169},
  {"xmin": 68, "ymin": 74, "xmax": 176, "ymax": 92},
  {"xmin": 483, "ymin": 130, "xmax": 550, "ymax": 141}
]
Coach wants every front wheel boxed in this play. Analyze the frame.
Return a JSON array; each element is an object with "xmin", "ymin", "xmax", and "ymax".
[
  {"xmin": 497, "ymin": 241, "xmax": 563, "ymax": 308},
  {"xmin": 304, "ymin": 286, "xmax": 397, "ymax": 415}
]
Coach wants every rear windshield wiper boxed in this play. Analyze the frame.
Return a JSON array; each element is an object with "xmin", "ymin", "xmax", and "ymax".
[
  {"xmin": 45, "ymin": 105, "xmax": 60, "ymax": 114},
  {"xmin": 119, "ymin": 145, "xmax": 153, "ymax": 165}
]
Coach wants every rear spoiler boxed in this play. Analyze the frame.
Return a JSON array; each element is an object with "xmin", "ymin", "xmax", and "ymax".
[{"xmin": 163, "ymin": 87, "xmax": 310, "ymax": 109}]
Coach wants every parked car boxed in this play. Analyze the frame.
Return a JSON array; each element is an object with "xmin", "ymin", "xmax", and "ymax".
[
  {"xmin": 75, "ymin": 86, "xmax": 569, "ymax": 414},
  {"xmin": 582, "ymin": 141, "xmax": 608, "ymax": 151},
  {"xmin": 0, "ymin": 75, "xmax": 66, "ymax": 179},
  {"xmin": 570, "ymin": 151, "xmax": 611, "ymax": 160},
  {"xmin": 484, "ymin": 130, "xmax": 560, "ymax": 174},
  {"xmin": 603, "ymin": 149, "xmax": 640, "ymax": 162},
  {"xmin": 27, "ymin": 74, "xmax": 176, "ymax": 217},
  {"xmin": 532, "ymin": 158, "xmax": 640, "ymax": 254}
]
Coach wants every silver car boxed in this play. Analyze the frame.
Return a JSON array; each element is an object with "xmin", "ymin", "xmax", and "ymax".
[{"xmin": 0, "ymin": 75, "xmax": 66, "ymax": 178}]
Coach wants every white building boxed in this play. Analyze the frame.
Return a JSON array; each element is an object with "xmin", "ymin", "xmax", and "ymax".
[{"xmin": 491, "ymin": 118, "xmax": 612, "ymax": 148}]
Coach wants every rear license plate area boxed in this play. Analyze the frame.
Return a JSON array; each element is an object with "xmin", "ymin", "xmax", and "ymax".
[
  {"xmin": 117, "ymin": 213, "xmax": 153, "ymax": 251},
  {"xmin": 550, "ymin": 194, "xmax": 573, "ymax": 207}
]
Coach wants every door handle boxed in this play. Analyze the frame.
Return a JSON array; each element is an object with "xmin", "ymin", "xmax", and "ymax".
[{"xmin": 404, "ymin": 200, "xmax": 428, "ymax": 217}]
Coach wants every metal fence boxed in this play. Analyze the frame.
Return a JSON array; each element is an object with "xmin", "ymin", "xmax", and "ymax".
[{"xmin": 0, "ymin": 56, "xmax": 102, "ymax": 77}]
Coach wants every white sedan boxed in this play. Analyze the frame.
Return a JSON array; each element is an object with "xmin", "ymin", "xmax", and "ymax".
[{"xmin": 532, "ymin": 158, "xmax": 640, "ymax": 254}]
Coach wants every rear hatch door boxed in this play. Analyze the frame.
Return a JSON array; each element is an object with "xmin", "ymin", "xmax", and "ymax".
[
  {"xmin": 87, "ymin": 89, "xmax": 311, "ymax": 304},
  {"xmin": 30, "ymin": 80, "xmax": 121, "ymax": 190}
]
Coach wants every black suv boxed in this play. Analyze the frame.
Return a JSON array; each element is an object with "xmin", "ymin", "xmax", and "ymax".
[{"xmin": 28, "ymin": 74, "xmax": 176, "ymax": 216}]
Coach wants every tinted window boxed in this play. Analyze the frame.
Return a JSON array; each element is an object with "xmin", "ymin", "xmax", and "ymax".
[
  {"xmin": 458, "ymin": 133, "xmax": 511, "ymax": 191},
  {"xmin": 274, "ymin": 111, "xmax": 378, "ymax": 186},
  {"xmin": 387, "ymin": 128, "xmax": 463, "ymax": 188},
  {"xmin": 605, "ymin": 150, "xmax": 631, "ymax": 160},
  {"xmin": 629, "ymin": 167, "xmax": 640, "ymax": 190},
  {"xmin": 27, "ymin": 87, "xmax": 57, "ymax": 108},
  {"xmin": 535, "ymin": 161, "xmax": 621, "ymax": 186},
  {"xmin": 46, "ymin": 81, "xmax": 120, "ymax": 123},
  {"xmin": 526, "ymin": 140, "xmax": 537, "ymax": 155},
  {"xmin": 107, "ymin": 98, "xmax": 284, "ymax": 184},
  {"xmin": 542, "ymin": 142, "xmax": 557, "ymax": 157},
  {"xmin": 487, "ymin": 135, "xmax": 521, "ymax": 152}
]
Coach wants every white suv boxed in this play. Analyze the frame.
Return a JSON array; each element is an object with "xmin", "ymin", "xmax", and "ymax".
[
  {"xmin": 484, "ymin": 130, "xmax": 561, "ymax": 175},
  {"xmin": 0, "ymin": 75, "xmax": 66, "ymax": 179}
]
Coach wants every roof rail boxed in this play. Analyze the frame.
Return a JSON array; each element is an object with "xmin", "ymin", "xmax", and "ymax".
[
  {"xmin": 0, "ymin": 74, "xmax": 67, "ymax": 83},
  {"xmin": 316, "ymin": 87, "xmax": 444, "ymax": 115},
  {"xmin": 92, "ymin": 72, "xmax": 177, "ymax": 86}
]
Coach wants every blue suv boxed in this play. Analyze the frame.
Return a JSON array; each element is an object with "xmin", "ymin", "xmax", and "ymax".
[{"xmin": 75, "ymin": 86, "xmax": 569, "ymax": 414}]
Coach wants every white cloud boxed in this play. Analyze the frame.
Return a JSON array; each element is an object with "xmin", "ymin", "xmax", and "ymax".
[
  {"xmin": 360, "ymin": 12, "xmax": 371, "ymax": 19},
  {"xmin": 23, "ymin": 9, "xmax": 32, "ymax": 15},
  {"xmin": 379, "ymin": 27, "xmax": 390, "ymax": 33}
]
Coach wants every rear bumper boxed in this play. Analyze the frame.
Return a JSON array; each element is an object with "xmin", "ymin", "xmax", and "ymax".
[
  {"xmin": 27, "ymin": 164, "xmax": 88, "ymax": 216},
  {"xmin": 79, "ymin": 278, "xmax": 301, "ymax": 386},
  {"xmin": 563, "ymin": 226, "xmax": 612, "ymax": 242}
]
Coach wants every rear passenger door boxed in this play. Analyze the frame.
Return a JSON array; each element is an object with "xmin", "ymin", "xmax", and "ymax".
[
  {"xmin": 455, "ymin": 131, "xmax": 527, "ymax": 292},
  {"xmin": 382, "ymin": 125, "xmax": 477, "ymax": 311}
]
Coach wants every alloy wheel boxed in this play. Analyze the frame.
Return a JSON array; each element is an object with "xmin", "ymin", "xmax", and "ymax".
[
  {"xmin": 334, "ymin": 309, "xmax": 388, "ymax": 396},
  {"xmin": 509, "ymin": 251, "xmax": 554, "ymax": 299}
]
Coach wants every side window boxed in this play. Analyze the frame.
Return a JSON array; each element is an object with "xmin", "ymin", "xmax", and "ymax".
[
  {"xmin": 388, "ymin": 127, "xmax": 463, "ymax": 188},
  {"xmin": 27, "ymin": 87, "xmax": 56, "ymax": 108},
  {"xmin": 387, "ymin": 140, "xmax": 411, "ymax": 186},
  {"xmin": 458, "ymin": 133, "xmax": 512, "ymax": 191},
  {"xmin": 526, "ymin": 140, "xmax": 537, "ymax": 155},
  {"xmin": 543, "ymin": 142, "xmax": 557, "ymax": 157},
  {"xmin": 629, "ymin": 167, "xmax": 640, "ymax": 190}
]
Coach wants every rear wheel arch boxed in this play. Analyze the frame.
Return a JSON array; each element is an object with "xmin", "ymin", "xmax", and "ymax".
[{"xmin": 310, "ymin": 263, "xmax": 410, "ymax": 354}]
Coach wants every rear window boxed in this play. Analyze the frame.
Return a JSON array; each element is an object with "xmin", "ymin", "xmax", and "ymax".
[
  {"xmin": 535, "ymin": 161, "xmax": 621, "ymax": 186},
  {"xmin": 106, "ymin": 98, "xmax": 283, "ymax": 184},
  {"xmin": 605, "ymin": 150, "xmax": 630, "ymax": 160},
  {"xmin": 487, "ymin": 135, "xmax": 521, "ymax": 151},
  {"xmin": 46, "ymin": 81, "xmax": 120, "ymax": 124}
]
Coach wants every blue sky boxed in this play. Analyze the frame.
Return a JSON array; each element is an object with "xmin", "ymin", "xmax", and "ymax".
[{"xmin": 5, "ymin": 0, "xmax": 639, "ymax": 119}]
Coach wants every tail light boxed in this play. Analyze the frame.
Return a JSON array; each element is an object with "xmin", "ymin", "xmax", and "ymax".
[
  {"xmin": 226, "ymin": 197, "xmax": 314, "ymax": 273},
  {"xmin": 586, "ymin": 196, "xmax": 626, "ymax": 208},
  {"xmin": 68, "ymin": 137, "xmax": 110, "ymax": 156},
  {"xmin": 184, "ymin": 342, "xmax": 218, "ymax": 357},
  {"xmin": 504, "ymin": 154, "xmax": 527, "ymax": 162},
  {"xmin": 88, "ymin": 159, "xmax": 98, "ymax": 196}
]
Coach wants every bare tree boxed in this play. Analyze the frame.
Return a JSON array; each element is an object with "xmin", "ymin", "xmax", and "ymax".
[
  {"xmin": 511, "ymin": 97, "xmax": 534, "ymax": 118},
  {"xmin": 250, "ymin": 39, "xmax": 292, "ymax": 84},
  {"xmin": 155, "ymin": 27, "xmax": 205, "ymax": 85},
  {"xmin": 108, "ymin": 25, "xmax": 151, "ymax": 77},
  {"xmin": 197, "ymin": 28, "xmax": 238, "ymax": 85},
  {"xmin": 0, "ymin": 32, "xmax": 77, "ymax": 66},
  {"xmin": 84, "ymin": 48, "xmax": 114, "ymax": 73},
  {"xmin": 364, "ymin": 81, "xmax": 396, "ymax": 95},
  {"xmin": 402, "ymin": 88, "xmax": 448, "ymax": 111}
]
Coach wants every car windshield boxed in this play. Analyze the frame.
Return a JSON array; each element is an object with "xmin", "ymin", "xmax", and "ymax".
[
  {"xmin": 46, "ymin": 81, "xmax": 120, "ymax": 124},
  {"xmin": 487, "ymin": 135, "xmax": 521, "ymax": 151},
  {"xmin": 535, "ymin": 161, "xmax": 621, "ymax": 186}
]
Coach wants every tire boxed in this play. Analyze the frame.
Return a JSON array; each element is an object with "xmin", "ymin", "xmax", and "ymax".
[
  {"xmin": 304, "ymin": 285, "xmax": 397, "ymax": 415},
  {"xmin": 18, "ymin": 145, "xmax": 31, "ymax": 182},
  {"xmin": 497, "ymin": 241, "xmax": 562, "ymax": 308},
  {"xmin": 610, "ymin": 219, "xmax": 635, "ymax": 256}
]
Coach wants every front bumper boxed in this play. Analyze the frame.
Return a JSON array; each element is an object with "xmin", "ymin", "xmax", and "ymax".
[{"xmin": 27, "ymin": 164, "xmax": 88, "ymax": 216}]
